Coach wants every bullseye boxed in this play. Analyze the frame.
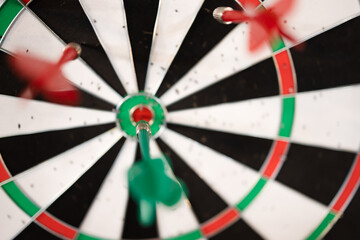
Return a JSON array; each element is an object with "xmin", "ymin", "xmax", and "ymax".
[
  {"xmin": 116, "ymin": 93, "xmax": 166, "ymax": 138},
  {"xmin": 131, "ymin": 105, "xmax": 153, "ymax": 124}
]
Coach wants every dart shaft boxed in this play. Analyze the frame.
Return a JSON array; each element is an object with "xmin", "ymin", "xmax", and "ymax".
[{"xmin": 136, "ymin": 121, "xmax": 151, "ymax": 160}]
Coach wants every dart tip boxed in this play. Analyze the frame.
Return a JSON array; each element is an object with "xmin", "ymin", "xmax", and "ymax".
[
  {"xmin": 65, "ymin": 42, "xmax": 82, "ymax": 59},
  {"xmin": 213, "ymin": 7, "xmax": 234, "ymax": 24},
  {"xmin": 136, "ymin": 120, "xmax": 151, "ymax": 135}
]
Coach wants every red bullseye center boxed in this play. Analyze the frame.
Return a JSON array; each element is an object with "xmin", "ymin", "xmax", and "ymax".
[{"xmin": 132, "ymin": 105, "xmax": 153, "ymax": 124}]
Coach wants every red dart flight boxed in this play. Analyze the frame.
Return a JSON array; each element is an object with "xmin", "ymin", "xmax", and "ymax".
[
  {"xmin": 214, "ymin": 0, "xmax": 296, "ymax": 52},
  {"xmin": 8, "ymin": 43, "xmax": 82, "ymax": 106}
]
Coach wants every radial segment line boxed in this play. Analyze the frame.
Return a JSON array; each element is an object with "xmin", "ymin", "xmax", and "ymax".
[
  {"xmin": 144, "ymin": 0, "xmax": 204, "ymax": 95},
  {"xmin": 79, "ymin": 0, "xmax": 138, "ymax": 94},
  {"xmin": 0, "ymin": 7, "xmax": 122, "ymax": 105},
  {"xmin": 13, "ymin": 128, "xmax": 122, "ymax": 207},
  {"xmin": 0, "ymin": 128, "xmax": 122, "ymax": 239},
  {"xmin": 168, "ymin": 84, "xmax": 360, "ymax": 152},
  {"xmin": 167, "ymin": 95, "xmax": 282, "ymax": 140},
  {"xmin": 235, "ymin": 140, "xmax": 289, "ymax": 211},
  {"xmin": 160, "ymin": 128, "xmax": 261, "ymax": 206},
  {"xmin": 242, "ymin": 179, "xmax": 329, "ymax": 240},
  {"xmin": 160, "ymin": 22, "xmax": 273, "ymax": 107},
  {"xmin": 150, "ymin": 140, "xmax": 202, "ymax": 240},
  {"xmin": 291, "ymin": 85, "xmax": 360, "ymax": 152},
  {"xmin": 0, "ymin": 94, "xmax": 116, "ymax": 138},
  {"xmin": 78, "ymin": 139, "xmax": 137, "ymax": 240}
]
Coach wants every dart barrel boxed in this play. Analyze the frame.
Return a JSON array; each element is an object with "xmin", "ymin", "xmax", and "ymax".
[
  {"xmin": 136, "ymin": 120, "xmax": 151, "ymax": 160},
  {"xmin": 213, "ymin": 7, "xmax": 234, "ymax": 24}
]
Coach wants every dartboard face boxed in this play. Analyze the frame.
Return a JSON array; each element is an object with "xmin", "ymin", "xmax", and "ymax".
[{"xmin": 0, "ymin": 0, "xmax": 359, "ymax": 239}]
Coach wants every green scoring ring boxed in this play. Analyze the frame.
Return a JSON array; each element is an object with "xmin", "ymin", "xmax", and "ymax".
[{"xmin": 116, "ymin": 93, "xmax": 166, "ymax": 138}]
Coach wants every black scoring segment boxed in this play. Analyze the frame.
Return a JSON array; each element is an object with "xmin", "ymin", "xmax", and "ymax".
[
  {"xmin": 276, "ymin": 144, "xmax": 355, "ymax": 205},
  {"xmin": 76, "ymin": 90, "xmax": 116, "ymax": 111},
  {"xmin": 167, "ymin": 124, "xmax": 272, "ymax": 171},
  {"xmin": 157, "ymin": 138, "xmax": 228, "ymax": 223},
  {"xmin": 167, "ymin": 58, "xmax": 278, "ymax": 111},
  {"xmin": 210, "ymin": 218, "xmax": 263, "ymax": 240},
  {"xmin": 14, "ymin": 222, "xmax": 61, "ymax": 240},
  {"xmin": 122, "ymin": 197, "xmax": 158, "ymax": 239},
  {"xmin": 123, "ymin": 0, "xmax": 159, "ymax": 91},
  {"xmin": 0, "ymin": 50, "xmax": 27, "ymax": 97},
  {"xmin": 28, "ymin": 0, "xmax": 126, "ymax": 96},
  {"xmin": 0, "ymin": 123, "xmax": 115, "ymax": 176},
  {"xmin": 122, "ymin": 144, "xmax": 158, "ymax": 239},
  {"xmin": 46, "ymin": 138, "xmax": 125, "ymax": 227},
  {"xmin": 291, "ymin": 17, "xmax": 360, "ymax": 92},
  {"xmin": 156, "ymin": 0, "xmax": 239, "ymax": 97}
]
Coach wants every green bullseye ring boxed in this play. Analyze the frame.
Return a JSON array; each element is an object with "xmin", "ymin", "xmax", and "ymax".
[{"xmin": 116, "ymin": 93, "xmax": 166, "ymax": 138}]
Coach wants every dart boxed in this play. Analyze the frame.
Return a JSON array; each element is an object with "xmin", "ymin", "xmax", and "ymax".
[
  {"xmin": 213, "ymin": 0, "xmax": 296, "ymax": 52},
  {"xmin": 8, "ymin": 42, "xmax": 82, "ymax": 105},
  {"xmin": 0, "ymin": 0, "xmax": 359, "ymax": 239},
  {"xmin": 128, "ymin": 120, "xmax": 183, "ymax": 227}
]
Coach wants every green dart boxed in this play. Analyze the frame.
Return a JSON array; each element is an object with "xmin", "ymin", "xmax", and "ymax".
[{"xmin": 128, "ymin": 120, "xmax": 183, "ymax": 227}]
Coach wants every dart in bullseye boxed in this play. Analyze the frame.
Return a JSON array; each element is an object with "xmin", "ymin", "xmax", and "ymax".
[
  {"xmin": 127, "ymin": 120, "xmax": 183, "ymax": 227},
  {"xmin": 213, "ymin": 0, "xmax": 296, "ymax": 52},
  {"xmin": 8, "ymin": 42, "xmax": 82, "ymax": 105}
]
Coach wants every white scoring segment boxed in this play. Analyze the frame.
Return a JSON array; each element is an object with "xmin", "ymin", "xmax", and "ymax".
[
  {"xmin": 156, "ymin": 198, "xmax": 204, "ymax": 240},
  {"xmin": 0, "ymin": 94, "xmax": 116, "ymax": 138},
  {"xmin": 79, "ymin": 139, "xmax": 137, "ymax": 239},
  {"xmin": 0, "ymin": 9, "xmax": 122, "ymax": 105},
  {"xmin": 80, "ymin": 0, "xmax": 138, "ymax": 94},
  {"xmin": 150, "ymin": 140, "xmax": 201, "ymax": 239},
  {"xmin": 292, "ymin": 85, "xmax": 360, "ymax": 152},
  {"xmin": 0, "ymin": 188, "xmax": 31, "ymax": 240},
  {"xmin": 167, "ymin": 96, "xmax": 282, "ymax": 140},
  {"xmin": 12, "ymin": 128, "xmax": 122, "ymax": 208},
  {"xmin": 0, "ymin": 0, "xmax": 6, "ymax": 8},
  {"xmin": 160, "ymin": 128, "xmax": 261, "ymax": 206},
  {"xmin": 144, "ymin": 0, "xmax": 204, "ymax": 95},
  {"xmin": 160, "ymin": 22, "xmax": 273, "ymax": 107},
  {"xmin": 242, "ymin": 180, "xmax": 329, "ymax": 240},
  {"xmin": 263, "ymin": 0, "xmax": 360, "ymax": 46}
]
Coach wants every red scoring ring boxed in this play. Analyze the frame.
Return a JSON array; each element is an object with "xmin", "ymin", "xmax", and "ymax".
[{"xmin": 131, "ymin": 105, "xmax": 153, "ymax": 124}]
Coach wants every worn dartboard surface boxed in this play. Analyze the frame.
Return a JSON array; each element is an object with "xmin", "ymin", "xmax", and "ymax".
[{"xmin": 0, "ymin": 0, "xmax": 360, "ymax": 239}]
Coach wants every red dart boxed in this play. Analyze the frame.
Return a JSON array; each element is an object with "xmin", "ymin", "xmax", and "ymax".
[
  {"xmin": 213, "ymin": 0, "xmax": 296, "ymax": 52},
  {"xmin": 8, "ymin": 43, "xmax": 82, "ymax": 106}
]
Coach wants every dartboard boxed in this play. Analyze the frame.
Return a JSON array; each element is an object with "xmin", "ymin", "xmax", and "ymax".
[{"xmin": 0, "ymin": 0, "xmax": 359, "ymax": 239}]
